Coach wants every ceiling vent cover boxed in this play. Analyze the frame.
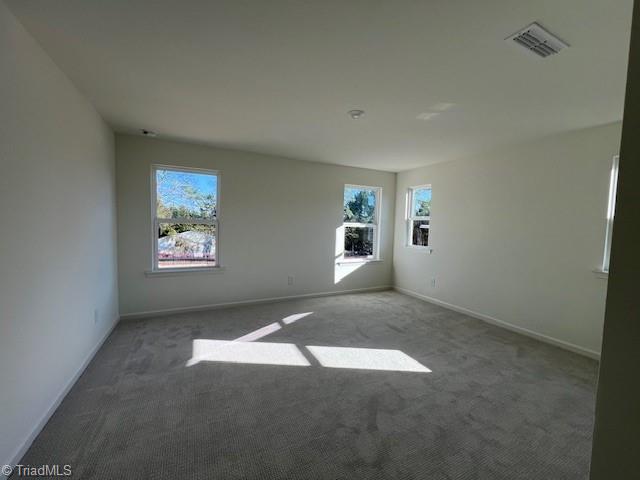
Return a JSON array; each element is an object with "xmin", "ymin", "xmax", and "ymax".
[{"xmin": 506, "ymin": 22, "xmax": 569, "ymax": 58}]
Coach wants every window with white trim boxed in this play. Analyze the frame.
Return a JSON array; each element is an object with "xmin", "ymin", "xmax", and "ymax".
[
  {"xmin": 407, "ymin": 185, "xmax": 431, "ymax": 247},
  {"xmin": 152, "ymin": 165, "xmax": 219, "ymax": 270},
  {"xmin": 602, "ymin": 155, "xmax": 619, "ymax": 272},
  {"xmin": 342, "ymin": 185, "xmax": 381, "ymax": 261}
]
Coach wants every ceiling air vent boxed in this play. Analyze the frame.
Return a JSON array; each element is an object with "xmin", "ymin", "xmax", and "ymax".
[{"xmin": 506, "ymin": 22, "xmax": 569, "ymax": 58}]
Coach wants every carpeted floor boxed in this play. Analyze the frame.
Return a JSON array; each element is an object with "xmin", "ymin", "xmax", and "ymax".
[{"xmin": 17, "ymin": 291, "xmax": 598, "ymax": 479}]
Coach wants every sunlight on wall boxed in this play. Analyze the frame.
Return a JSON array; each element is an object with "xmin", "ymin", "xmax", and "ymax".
[
  {"xmin": 335, "ymin": 225, "xmax": 345, "ymax": 258},
  {"xmin": 334, "ymin": 225, "xmax": 367, "ymax": 283},
  {"xmin": 334, "ymin": 261, "xmax": 365, "ymax": 283},
  {"xmin": 334, "ymin": 225, "xmax": 358, "ymax": 284},
  {"xmin": 403, "ymin": 190, "xmax": 410, "ymax": 221},
  {"xmin": 306, "ymin": 346, "xmax": 431, "ymax": 373}
]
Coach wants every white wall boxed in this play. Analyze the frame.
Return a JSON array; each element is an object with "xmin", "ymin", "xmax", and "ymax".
[
  {"xmin": 0, "ymin": 1, "xmax": 118, "ymax": 471},
  {"xmin": 393, "ymin": 123, "xmax": 622, "ymax": 356},
  {"xmin": 116, "ymin": 134, "xmax": 395, "ymax": 316}
]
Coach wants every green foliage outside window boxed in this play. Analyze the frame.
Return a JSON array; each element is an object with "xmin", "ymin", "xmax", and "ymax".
[
  {"xmin": 343, "ymin": 188, "xmax": 376, "ymax": 223},
  {"xmin": 156, "ymin": 169, "xmax": 217, "ymax": 237}
]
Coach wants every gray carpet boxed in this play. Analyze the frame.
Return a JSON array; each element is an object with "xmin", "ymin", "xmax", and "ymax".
[{"xmin": 17, "ymin": 291, "xmax": 598, "ymax": 479}]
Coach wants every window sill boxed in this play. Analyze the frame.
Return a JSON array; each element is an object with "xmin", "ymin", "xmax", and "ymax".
[
  {"xmin": 145, "ymin": 266, "xmax": 225, "ymax": 278},
  {"xmin": 336, "ymin": 259, "xmax": 383, "ymax": 265},
  {"xmin": 593, "ymin": 269, "xmax": 609, "ymax": 280}
]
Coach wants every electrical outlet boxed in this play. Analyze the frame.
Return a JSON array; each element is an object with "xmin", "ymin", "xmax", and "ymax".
[
  {"xmin": 288, "ymin": 275, "xmax": 295, "ymax": 286},
  {"xmin": 94, "ymin": 309, "xmax": 99, "ymax": 324},
  {"xmin": 430, "ymin": 277, "xmax": 436, "ymax": 288}
]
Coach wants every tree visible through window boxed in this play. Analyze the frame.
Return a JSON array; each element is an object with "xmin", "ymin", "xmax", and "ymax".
[
  {"xmin": 153, "ymin": 166, "xmax": 219, "ymax": 269},
  {"xmin": 408, "ymin": 186, "xmax": 431, "ymax": 247},
  {"xmin": 342, "ymin": 185, "xmax": 380, "ymax": 260}
]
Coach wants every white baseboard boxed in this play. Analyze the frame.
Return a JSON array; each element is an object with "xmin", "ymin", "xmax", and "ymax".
[
  {"xmin": 394, "ymin": 287, "xmax": 600, "ymax": 360},
  {"xmin": 2, "ymin": 316, "xmax": 120, "ymax": 478},
  {"xmin": 120, "ymin": 285, "xmax": 393, "ymax": 320}
]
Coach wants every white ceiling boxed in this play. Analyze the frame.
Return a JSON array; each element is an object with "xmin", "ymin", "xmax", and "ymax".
[{"xmin": 6, "ymin": 0, "xmax": 633, "ymax": 171}]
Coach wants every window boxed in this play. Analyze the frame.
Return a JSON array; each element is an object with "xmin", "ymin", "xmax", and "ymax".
[
  {"xmin": 407, "ymin": 185, "xmax": 431, "ymax": 247},
  {"xmin": 602, "ymin": 155, "xmax": 619, "ymax": 272},
  {"xmin": 342, "ymin": 185, "xmax": 381, "ymax": 261},
  {"xmin": 152, "ymin": 166, "xmax": 219, "ymax": 270}
]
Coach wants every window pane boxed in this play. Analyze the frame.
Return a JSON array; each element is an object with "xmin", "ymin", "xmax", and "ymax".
[
  {"xmin": 412, "ymin": 187, "xmax": 431, "ymax": 217},
  {"xmin": 411, "ymin": 220, "xmax": 429, "ymax": 246},
  {"xmin": 156, "ymin": 169, "xmax": 217, "ymax": 219},
  {"xmin": 158, "ymin": 223, "xmax": 216, "ymax": 268},
  {"xmin": 344, "ymin": 226, "xmax": 374, "ymax": 258},
  {"xmin": 344, "ymin": 186, "xmax": 377, "ymax": 223}
]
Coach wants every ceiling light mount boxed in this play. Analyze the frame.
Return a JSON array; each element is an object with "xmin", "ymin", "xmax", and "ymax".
[{"xmin": 348, "ymin": 109, "xmax": 365, "ymax": 120}]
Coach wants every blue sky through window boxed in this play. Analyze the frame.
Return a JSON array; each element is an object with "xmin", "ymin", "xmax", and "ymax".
[
  {"xmin": 156, "ymin": 169, "xmax": 217, "ymax": 217},
  {"xmin": 414, "ymin": 187, "xmax": 431, "ymax": 203},
  {"xmin": 412, "ymin": 187, "xmax": 431, "ymax": 217}
]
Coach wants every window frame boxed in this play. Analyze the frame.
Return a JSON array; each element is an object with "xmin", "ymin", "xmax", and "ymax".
[
  {"xmin": 602, "ymin": 155, "xmax": 619, "ymax": 273},
  {"xmin": 341, "ymin": 184, "xmax": 382, "ymax": 263},
  {"xmin": 406, "ymin": 184, "xmax": 432, "ymax": 248},
  {"xmin": 150, "ymin": 164, "xmax": 221, "ymax": 273}
]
